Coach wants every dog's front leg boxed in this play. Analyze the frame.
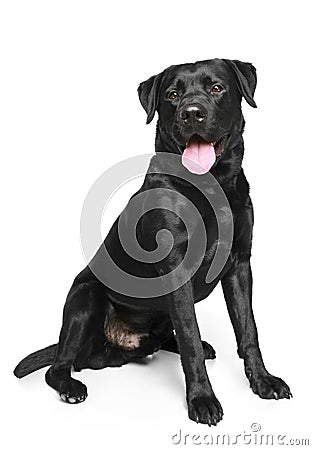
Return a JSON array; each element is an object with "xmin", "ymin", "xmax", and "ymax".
[
  {"xmin": 166, "ymin": 272, "xmax": 223, "ymax": 425},
  {"xmin": 221, "ymin": 255, "xmax": 292, "ymax": 399}
]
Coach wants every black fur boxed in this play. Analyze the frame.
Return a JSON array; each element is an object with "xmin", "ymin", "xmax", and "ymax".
[{"xmin": 14, "ymin": 58, "xmax": 291, "ymax": 424}]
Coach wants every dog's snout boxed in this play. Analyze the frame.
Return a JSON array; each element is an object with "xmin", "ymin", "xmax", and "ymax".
[{"xmin": 179, "ymin": 104, "xmax": 207, "ymax": 125}]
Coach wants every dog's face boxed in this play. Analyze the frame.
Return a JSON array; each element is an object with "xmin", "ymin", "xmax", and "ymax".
[{"xmin": 138, "ymin": 59, "xmax": 257, "ymax": 174}]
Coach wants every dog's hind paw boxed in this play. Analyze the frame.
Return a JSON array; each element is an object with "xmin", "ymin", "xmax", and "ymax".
[
  {"xmin": 59, "ymin": 379, "xmax": 88, "ymax": 404},
  {"xmin": 161, "ymin": 336, "xmax": 216, "ymax": 359},
  {"xmin": 202, "ymin": 341, "xmax": 216, "ymax": 360}
]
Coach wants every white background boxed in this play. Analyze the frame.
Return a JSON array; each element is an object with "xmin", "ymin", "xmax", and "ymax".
[{"xmin": 1, "ymin": 1, "xmax": 312, "ymax": 449}]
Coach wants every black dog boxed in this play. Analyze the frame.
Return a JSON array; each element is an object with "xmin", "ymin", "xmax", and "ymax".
[{"xmin": 14, "ymin": 58, "xmax": 291, "ymax": 425}]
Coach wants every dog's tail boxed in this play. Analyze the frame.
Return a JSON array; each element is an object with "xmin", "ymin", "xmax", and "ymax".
[{"xmin": 13, "ymin": 344, "xmax": 57, "ymax": 378}]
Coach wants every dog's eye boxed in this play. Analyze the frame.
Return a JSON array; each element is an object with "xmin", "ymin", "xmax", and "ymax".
[
  {"xmin": 211, "ymin": 84, "xmax": 224, "ymax": 93},
  {"xmin": 168, "ymin": 91, "xmax": 179, "ymax": 100}
]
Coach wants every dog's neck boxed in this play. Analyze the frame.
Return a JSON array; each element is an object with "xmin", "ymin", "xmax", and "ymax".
[{"xmin": 154, "ymin": 121, "xmax": 245, "ymax": 187}]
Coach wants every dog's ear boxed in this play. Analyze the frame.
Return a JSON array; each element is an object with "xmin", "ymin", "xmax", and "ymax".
[
  {"xmin": 223, "ymin": 59, "xmax": 257, "ymax": 108},
  {"xmin": 138, "ymin": 72, "xmax": 163, "ymax": 124}
]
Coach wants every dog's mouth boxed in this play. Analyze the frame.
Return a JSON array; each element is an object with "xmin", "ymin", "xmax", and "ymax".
[{"xmin": 181, "ymin": 134, "xmax": 226, "ymax": 175}]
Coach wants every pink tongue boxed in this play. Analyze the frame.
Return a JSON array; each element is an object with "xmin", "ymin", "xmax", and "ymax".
[{"xmin": 182, "ymin": 138, "xmax": 216, "ymax": 174}]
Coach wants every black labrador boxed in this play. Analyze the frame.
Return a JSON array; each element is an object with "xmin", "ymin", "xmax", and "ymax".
[{"xmin": 14, "ymin": 58, "xmax": 291, "ymax": 425}]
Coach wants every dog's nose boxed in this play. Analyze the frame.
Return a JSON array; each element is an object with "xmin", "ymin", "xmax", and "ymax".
[{"xmin": 179, "ymin": 105, "xmax": 207, "ymax": 124}]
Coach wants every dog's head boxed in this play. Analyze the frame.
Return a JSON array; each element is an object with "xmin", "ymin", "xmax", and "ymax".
[{"xmin": 138, "ymin": 59, "xmax": 256, "ymax": 175}]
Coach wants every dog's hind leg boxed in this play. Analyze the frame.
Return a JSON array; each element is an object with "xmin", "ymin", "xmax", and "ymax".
[
  {"xmin": 74, "ymin": 341, "xmax": 129, "ymax": 371},
  {"xmin": 161, "ymin": 334, "xmax": 216, "ymax": 360},
  {"xmin": 45, "ymin": 279, "xmax": 107, "ymax": 403}
]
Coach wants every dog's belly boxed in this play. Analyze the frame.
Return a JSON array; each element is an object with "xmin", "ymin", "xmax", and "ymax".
[{"xmin": 104, "ymin": 312, "xmax": 149, "ymax": 350}]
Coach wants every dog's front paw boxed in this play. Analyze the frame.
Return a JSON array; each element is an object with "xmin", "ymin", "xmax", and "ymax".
[
  {"xmin": 187, "ymin": 394, "xmax": 223, "ymax": 425},
  {"xmin": 249, "ymin": 372, "xmax": 292, "ymax": 400}
]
